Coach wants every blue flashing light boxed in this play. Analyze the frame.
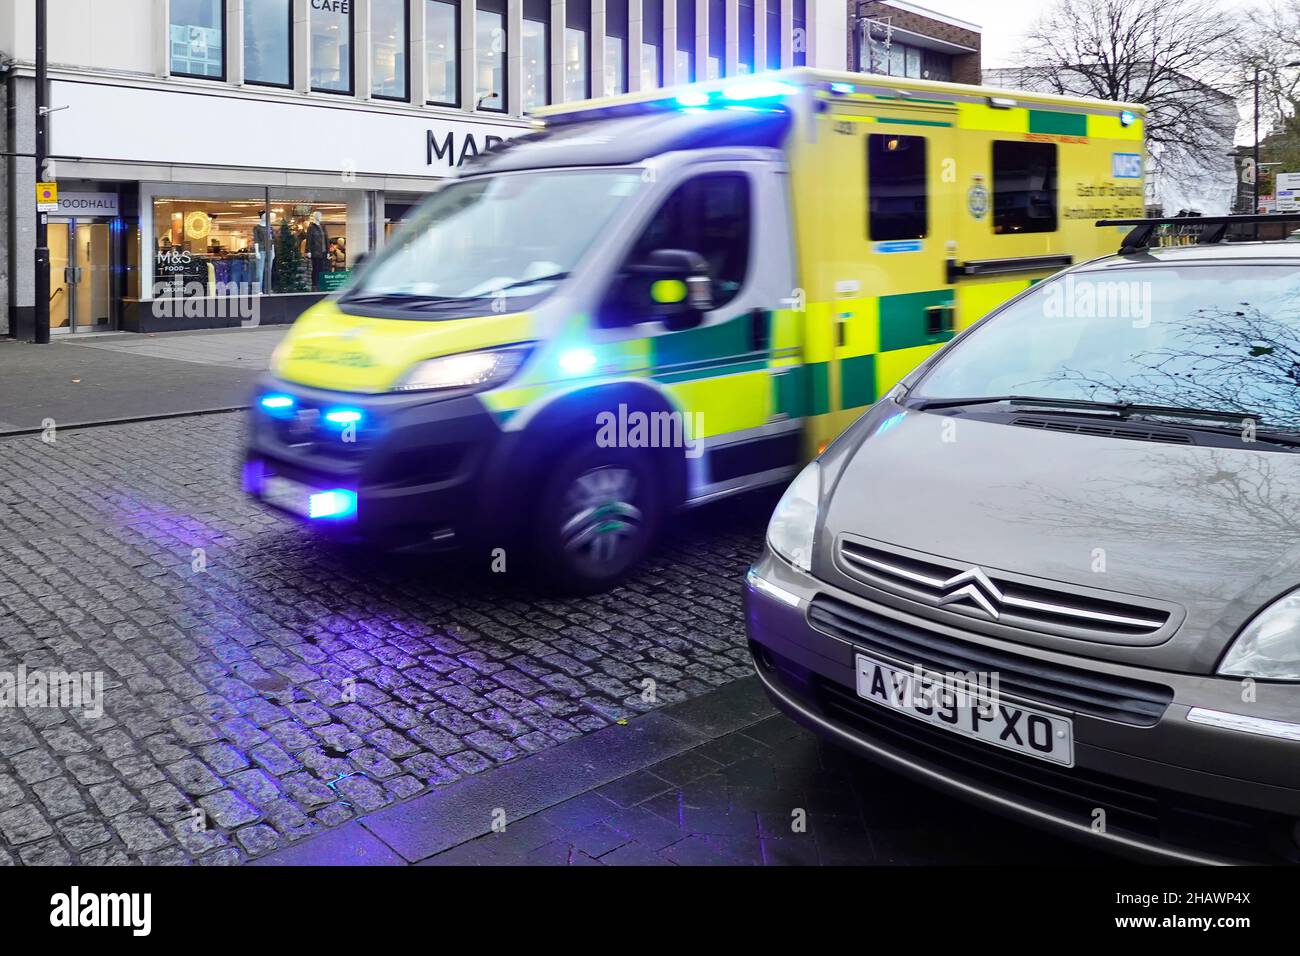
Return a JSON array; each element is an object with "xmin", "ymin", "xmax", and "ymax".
[
  {"xmin": 323, "ymin": 407, "xmax": 364, "ymax": 427},
  {"xmin": 721, "ymin": 79, "xmax": 798, "ymax": 101},
  {"xmin": 558, "ymin": 347, "xmax": 597, "ymax": 376},
  {"xmin": 1119, "ymin": 110, "xmax": 1136, "ymax": 127},
  {"xmin": 830, "ymin": 83, "xmax": 854, "ymax": 94},
  {"xmin": 675, "ymin": 90, "xmax": 710, "ymax": 108},
  {"xmin": 260, "ymin": 393, "xmax": 296, "ymax": 418},
  {"xmin": 308, "ymin": 489, "xmax": 358, "ymax": 520}
]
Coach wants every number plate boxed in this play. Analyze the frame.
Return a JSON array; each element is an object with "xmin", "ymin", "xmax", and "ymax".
[
  {"xmin": 261, "ymin": 475, "xmax": 315, "ymax": 517},
  {"xmin": 854, "ymin": 653, "xmax": 1074, "ymax": 767}
]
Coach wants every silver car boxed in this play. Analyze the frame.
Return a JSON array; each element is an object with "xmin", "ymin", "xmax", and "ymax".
[{"xmin": 745, "ymin": 230, "xmax": 1300, "ymax": 864}]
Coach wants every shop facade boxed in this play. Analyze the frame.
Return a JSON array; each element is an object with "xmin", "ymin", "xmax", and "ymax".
[{"xmin": 1, "ymin": 0, "xmax": 844, "ymax": 338}]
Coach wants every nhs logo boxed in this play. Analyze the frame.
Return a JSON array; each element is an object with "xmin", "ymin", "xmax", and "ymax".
[{"xmin": 1112, "ymin": 152, "xmax": 1143, "ymax": 179}]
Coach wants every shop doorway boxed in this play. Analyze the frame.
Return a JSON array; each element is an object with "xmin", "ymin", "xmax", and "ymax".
[{"xmin": 49, "ymin": 219, "xmax": 114, "ymax": 333}]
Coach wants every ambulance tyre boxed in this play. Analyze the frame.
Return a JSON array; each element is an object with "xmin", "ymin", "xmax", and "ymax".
[{"xmin": 535, "ymin": 443, "xmax": 663, "ymax": 593}]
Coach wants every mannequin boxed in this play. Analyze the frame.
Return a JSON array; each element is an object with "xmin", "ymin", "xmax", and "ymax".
[
  {"xmin": 253, "ymin": 212, "xmax": 275, "ymax": 294},
  {"xmin": 307, "ymin": 211, "xmax": 328, "ymax": 291}
]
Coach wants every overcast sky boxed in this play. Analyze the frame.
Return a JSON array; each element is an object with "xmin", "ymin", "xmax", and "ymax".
[{"xmin": 913, "ymin": 0, "xmax": 1260, "ymax": 68}]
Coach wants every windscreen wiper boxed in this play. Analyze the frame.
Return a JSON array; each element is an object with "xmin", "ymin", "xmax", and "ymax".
[
  {"xmin": 910, "ymin": 394, "xmax": 1264, "ymax": 423},
  {"xmin": 341, "ymin": 291, "xmax": 454, "ymax": 307},
  {"xmin": 487, "ymin": 272, "xmax": 571, "ymax": 294}
]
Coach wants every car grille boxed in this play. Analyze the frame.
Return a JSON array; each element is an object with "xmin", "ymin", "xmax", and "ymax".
[
  {"xmin": 836, "ymin": 538, "xmax": 1173, "ymax": 644},
  {"xmin": 807, "ymin": 594, "xmax": 1173, "ymax": 726},
  {"xmin": 1011, "ymin": 416, "xmax": 1195, "ymax": 444}
]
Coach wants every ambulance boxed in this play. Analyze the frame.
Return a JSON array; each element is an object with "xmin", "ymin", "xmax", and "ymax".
[{"xmin": 242, "ymin": 68, "xmax": 1146, "ymax": 591}]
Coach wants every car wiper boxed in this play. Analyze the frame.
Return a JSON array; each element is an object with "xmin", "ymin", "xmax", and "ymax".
[
  {"xmin": 910, "ymin": 394, "xmax": 1264, "ymax": 423},
  {"xmin": 486, "ymin": 272, "xmax": 571, "ymax": 294},
  {"xmin": 341, "ymin": 291, "xmax": 454, "ymax": 306},
  {"xmin": 909, "ymin": 395, "xmax": 1130, "ymax": 413}
]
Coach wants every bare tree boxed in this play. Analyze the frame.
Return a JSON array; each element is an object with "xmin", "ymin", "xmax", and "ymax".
[
  {"xmin": 1238, "ymin": 1, "xmax": 1300, "ymax": 176},
  {"xmin": 1020, "ymin": 0, "xmax": 1240, "ymax": 175}
]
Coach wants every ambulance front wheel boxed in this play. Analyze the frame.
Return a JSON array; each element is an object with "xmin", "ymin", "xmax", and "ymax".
[{"xmin": 535, "ymin": 443, "xmax": 664, "ymax": 593}]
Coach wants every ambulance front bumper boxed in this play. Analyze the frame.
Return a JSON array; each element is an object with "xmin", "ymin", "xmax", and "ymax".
[{"xmin": 242, "ymin": 375, "xmax": 504, "ymax": 549}]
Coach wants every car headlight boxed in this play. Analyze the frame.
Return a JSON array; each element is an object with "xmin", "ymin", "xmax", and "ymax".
[
  {"xmin": 767, "ymin": 461, "xmax": 820, "ymax": 572},
  {"xmin": 1219, "ymin": 588, "xmax": 1300, "ymax": 680},
  {"xmin": 392, "ymin": 347, "xmax": 528, "ymax": 393}
]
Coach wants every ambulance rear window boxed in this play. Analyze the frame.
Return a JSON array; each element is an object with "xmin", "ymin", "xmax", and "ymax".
[
  {"xmin": 992, "ymin": 140, "xmax": 1058, "ymax": 234},
  {"xmin": 867, "ymin": 133, "xmax": 928, "ymax": 242}
]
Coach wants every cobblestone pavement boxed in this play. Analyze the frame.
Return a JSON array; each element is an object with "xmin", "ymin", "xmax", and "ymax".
[{"xmin": 0, "ymin": 412, "xmax": 773, "ymax": 865}]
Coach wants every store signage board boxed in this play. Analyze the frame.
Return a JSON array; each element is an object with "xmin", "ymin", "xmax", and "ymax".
[
  {"xmin": 56, "ymin": 191, "xmax": 120, "ymax": 217},
  {"xmin": 49, "ymin": 80, "xmax": 527, "ymax": 178},
  {"xmin": 37, "ymin": 182, "xmax": 58, "ymax": 212},
  {"xmin": 1276, "ymin": 173, "xmax": 1300, "ymax": 212}
]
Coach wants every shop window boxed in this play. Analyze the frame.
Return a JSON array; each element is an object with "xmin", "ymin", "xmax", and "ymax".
[
  {"xmin": 476, "ymin": 3, "xmax": 506, "ymax": 111},
  {"xmin": 992, "ymin": 140, "xmax": 1058, "ymax": 234},
  {"xmin": 244, "ymin": 0, "xmax": 291, "ymax": 87},
  {"xmin": 270, "ymin": 198, "xmax": 352, "ymax": 292},
  {"xmin": 626, "ymin": 173, "xmax": 751, "ymax": 311},
  {"xmin": 152, "ymin": 197, "xmax": 273, "ymax": 298},
  {"xmin": 522, "ymin": 14, "xmax": 549, "ymax": 112},
  {"xmin": 867, "ymin": 133, "xmax": 928, "ymax": 241},
  {"xmin": 675, "ymin": 0, "xmax": 694, "ymax": 82},
  {"xmin": 739, "ymin": 0, "xmax": 754, "ymax": 75},
  {"xmin": 766, "ymin": 0, "xmax": 780, "ymax": 69},
  {"xmin": 372, "ymin": 0, "xmax": 409, "ymax": 99},
  {"xmin": 170, "ymin": 0, "xmax": 225, "ymax": 79},
  {"xmin": 565, "ymin": 1, "xmax": 590, "ymax": 101},
  {"xmin": 311, "ymin": 0, "xmax": 353, "ymax": 94},
  {"xmin": 426, "ymin": 0, "xmax": 459, "ymax": 105},
  {"xmin": 641, "ymin": 0, "xmax": 662, "ymax": 88},
  {"xmin": 793, "ymin": 0, "xmax": 806, "ymax": 67},
  {"xmin": 605, "ymin": 0, "xmax": 628, "ymax": 95}
]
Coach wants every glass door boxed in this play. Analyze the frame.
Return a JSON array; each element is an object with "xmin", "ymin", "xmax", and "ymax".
[{"xmin": 51, "ymin": 219, "xmax": 114, "ymax": 333}]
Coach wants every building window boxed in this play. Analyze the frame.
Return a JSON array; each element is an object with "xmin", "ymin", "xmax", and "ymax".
[
  {"xmin": 708, "ymin": 0, "xmax": 724, "ymax": 79},
  {"xmin": 867, "ymin": 133, "xmax": 927, "ymax": 241},
  {"xmin": 476, "ymin": 4, "xmax": 506, "ymax": 110},
  {"xmin": 793, "ymin": 0, "xmax": 805, "ymax": 67},
  {"xmin": 604, "ymin": 0, "xmax": 628, "ymax": 95},
  {"xmin": 992, "ymin": 141, "xmax": 1058, "ymax": 234},
  {"xmin": 372, "ymin": 0, "xmax": 408, "ymax": 99},
  {"xmin": 522, "ymin": 14, "xmax": 549, "ymax": 112},
  {"xmin": 565, "ymin": 1, "xmax": 591, "ymax": 101},
  {"xmin": 426, "ymin": 0, "xmax": 458, "ymax": 106},
  {"xmin": 244, "ymin": 0, "xmax": 290, "ymax": 87},
  {"xmin": 641, "ymin": 0, "xmax": 662, "ymax": 88},
  {"xmin": 739, "ymin": 0, "xmax": 754, "ymax": 74},
  {"xmin": 170, "ymin": 0, "xmax": 225, "ymax": 79},
  {"xmin": 675, "ymin": 0, "xmax": 694, "ymax": 82},
  {"xmin": 311, "ymin": 0, "xmax": 353, "ymax": 93},
  {"xmin": 151, "ymin": 196, "xmax": 270, "ymax": 298},
  {"xmin": 766, "ymin": 0, "xmax": 780, "ymax": 69}
]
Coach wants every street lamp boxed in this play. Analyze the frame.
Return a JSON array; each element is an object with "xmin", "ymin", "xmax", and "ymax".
[{"xmin": 1254, "ymin": 59, "xmax": 1300, "ymax": 214}]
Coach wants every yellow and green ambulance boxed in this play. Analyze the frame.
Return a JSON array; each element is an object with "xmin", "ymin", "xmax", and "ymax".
[{"xmin": 243, "ymin": 67, "xmax": 1146, "ymax": 590}]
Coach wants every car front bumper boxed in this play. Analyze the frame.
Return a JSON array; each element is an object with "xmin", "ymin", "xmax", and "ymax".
[
  {"xmin": 242, "ymin": 376, "xmax": 505, "ymax": 550},
  {"xmin": 744, "ymin": 549, "xmax": 1300, "ymax": 865}
]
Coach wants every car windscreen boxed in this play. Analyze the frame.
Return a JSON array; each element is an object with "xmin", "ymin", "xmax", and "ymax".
[
  {"xmin": 346, "ymin": 167, "xmax": 643, "ymax": 310},
  {"xmin": 913, "ymin": 264, "xmax": 1300, "ymax": 429}
]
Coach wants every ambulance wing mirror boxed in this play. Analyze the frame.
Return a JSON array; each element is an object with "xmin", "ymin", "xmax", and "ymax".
[{"xmin": 631, "ymin": 249, "xmax": 712, "ymax": 331}]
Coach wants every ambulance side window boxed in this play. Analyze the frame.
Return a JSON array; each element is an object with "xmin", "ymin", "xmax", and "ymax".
[
  {"xmin": 867, "ymin": 133, "xmax": 928, "ymax": 241},
  {"xmin": 992, "ymin": 140, "xmax": 1058, "ymax": 234},
  {"xmin": 626, "ymin": 172, "xmax": 752, "ymax": 310}
]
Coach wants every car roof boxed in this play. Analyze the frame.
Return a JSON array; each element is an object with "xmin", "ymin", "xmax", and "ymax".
[{"xmin": 1074, "ymin": 241, "xmax": 1300, "ymax": 272}]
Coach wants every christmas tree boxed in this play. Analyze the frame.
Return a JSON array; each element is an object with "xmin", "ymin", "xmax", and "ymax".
[{"xmin": 273, "ymin": 221, "xmax": 310, "ymax": 293}]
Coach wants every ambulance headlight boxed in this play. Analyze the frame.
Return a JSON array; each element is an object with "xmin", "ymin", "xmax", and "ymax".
[
  {"xmin": 392, "ymin": 347, "xmax": 529, "ymax": 393},
  {"xmin": 766, "ymin": 461, "xmax": 820, "ymax": 572}
]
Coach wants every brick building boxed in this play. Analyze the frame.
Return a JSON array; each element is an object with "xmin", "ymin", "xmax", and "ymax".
[{"xmin": 847, "ymin": 0, "xmax": 979, "ymax": 84}]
